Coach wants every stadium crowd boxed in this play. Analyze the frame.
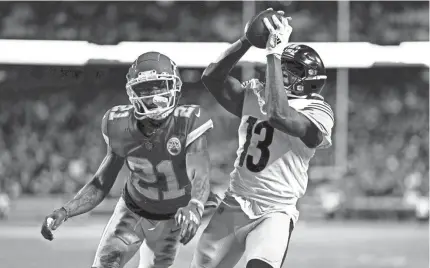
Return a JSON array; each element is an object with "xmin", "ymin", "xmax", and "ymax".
[
  {"xmin": 0, "ymin": 67, "xmax": 427, "ymax": 201},
  {"xmin": 0, "ymin": 2, "xmax": 428, "ymax": 215},
  {"xmin": 0, "ymin": 1, "xmax": 427, "ymax": 44}
]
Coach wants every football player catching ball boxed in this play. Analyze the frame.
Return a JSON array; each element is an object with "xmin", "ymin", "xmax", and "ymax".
[{"xmin": 190, "ymin": 8, "xmax": 334, "ymax": 268}]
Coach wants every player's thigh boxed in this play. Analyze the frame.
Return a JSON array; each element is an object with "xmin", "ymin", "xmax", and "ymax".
[
  {"xmin": 138, "ymin": 218, "xmax": 181, "ymax": 268},
  {"xmin": 92, "ymin": 197, "xmax": 145, "ymax": 268},
  {"xmin": 191, "ymin": 200, "xmax": 246, "ymax": 268},
  {"xmin": 244, "ymin": 213, "xmax": 294, "ymax": 268}
]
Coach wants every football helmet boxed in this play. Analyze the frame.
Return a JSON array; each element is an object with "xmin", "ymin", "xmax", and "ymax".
[
  {"xmin": 281, "ymin": 44, "xmax": 327, "ymax": 98},
  {"xmin": 126, "ymin": 52, "xmax": 182, "ymax": 120}
]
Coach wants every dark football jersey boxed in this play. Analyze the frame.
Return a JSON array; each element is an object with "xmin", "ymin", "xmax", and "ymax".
[{"xmin": 101, "ymin": 104, "xmax": 213, "ymax": 219}]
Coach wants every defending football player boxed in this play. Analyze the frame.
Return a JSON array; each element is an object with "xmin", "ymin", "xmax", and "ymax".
[
  {"xmin": 40, "ymin": 52, "xmax": 214, "ymax": 268},
  {"xmin": 190, "ymin": 10, "xmax": 334, "ymax": 268}
]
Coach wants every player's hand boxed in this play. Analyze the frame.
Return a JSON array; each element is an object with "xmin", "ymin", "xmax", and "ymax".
[
  {"xmin": 40, "ymin": 207, "xmax": 68, "ymax": 241},
  {"xmin": 243, "ymin": 8, "xmax": 285, "ymax": 39},
  {"xmin": 263, "ymin": 10, "xmax": 292, "ymax": 58},
  {"xmin": 266, "ymin": 7, "xmax": 285, "ymax": 16},
  {"xmin": 175, "ymin": 201, "xmax": 203, "ymax": 245}
]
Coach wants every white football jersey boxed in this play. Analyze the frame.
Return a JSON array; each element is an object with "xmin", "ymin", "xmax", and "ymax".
[{"xmin": 229, "ymin": 79, "xmax": 334, "ymax": 223}]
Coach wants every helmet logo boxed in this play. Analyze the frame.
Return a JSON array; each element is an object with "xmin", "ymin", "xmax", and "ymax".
[
  {"xmin": 308, "ymin": 69, "xmax": 317, "ymax": 76},
  {"xmin": 167, "ymin": 136, "xmax": 182, "ymax": 156},
  {"xmin": 284, "ymin": 44, "xmax": 300, "ymax": 56},
  {"xmin": 138, "ymin": 70, "xmax": 157, "ymax": 81}
]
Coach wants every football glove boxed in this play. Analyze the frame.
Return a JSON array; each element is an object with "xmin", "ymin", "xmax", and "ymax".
[
  {"xmin": 263, "ymin": 12, "xmax": 293, "ymax": 59},
  {"xmin": 40, "ymin": 207, "xmax": 68, "ymax": 241},
  {"xmin": 174, "ymin": 199, "xmax": 203, "ymax": 245}
]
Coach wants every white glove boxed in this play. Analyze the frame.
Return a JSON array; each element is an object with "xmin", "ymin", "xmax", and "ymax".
[{"xmin": 263, "ymin": 14, "xmax": 293, "ymax": 59}]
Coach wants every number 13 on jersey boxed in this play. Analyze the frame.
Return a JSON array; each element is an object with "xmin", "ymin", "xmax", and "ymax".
[{"xmin": 238, "ymin": 116, "xmax": 275, "ymax": 173}]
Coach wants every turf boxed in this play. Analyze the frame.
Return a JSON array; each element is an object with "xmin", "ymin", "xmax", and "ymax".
[{"xmin": 0, "ymin": 217, "xmax": 427, "ymax": 268}]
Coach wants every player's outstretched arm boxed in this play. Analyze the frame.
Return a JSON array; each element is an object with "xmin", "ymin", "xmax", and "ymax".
[
  {"xmin": 41, "ymin": 146, "xmax": 124, "ymax": 241},
  {"xmin": 62, "ymin": 147, "xmax": 124, "ymax": 218},
  {"xmin": 186, "ymin": 134, "xmax": 211, "ymax": 209},
  {"xmin": 175, "ymin": 134, "xmax": 210, "ymax": 245},
  {"xmin": 201, "ymin": 36, "xmax": 251, "ymax": 117}
]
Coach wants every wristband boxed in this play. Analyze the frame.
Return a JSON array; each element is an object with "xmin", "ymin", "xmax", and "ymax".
[
  {"xmin": 60, "ymin": 207, "xmax": 70, "ymax": 222},
  {"xmin": 266, "ymin": 53, "xmax": 282, "ymax": 60},
  {"xmin": 189, "ymin": 199, "xmax": 204, "ymax": 217},
  {"xmin": 240, "ymin": 36, "xmax": 251, "ymax": 46}
]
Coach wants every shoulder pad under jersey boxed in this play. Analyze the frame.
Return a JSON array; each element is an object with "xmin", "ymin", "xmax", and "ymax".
[
  {"xmin": 294, "ymin": 99, "xmax": 334, "ymax": 148},
  {"xmin": 172, "ymin": 105, "xmax": 214, "ymax": 147},
  {"xmin": 101, "ymin": 105, "xmax": 133, "ymax": 146}
]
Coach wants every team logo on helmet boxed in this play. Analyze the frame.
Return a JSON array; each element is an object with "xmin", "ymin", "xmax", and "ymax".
[{"xmin": 166, "ymin": 136, "xmax": 181, "ymax": 156}]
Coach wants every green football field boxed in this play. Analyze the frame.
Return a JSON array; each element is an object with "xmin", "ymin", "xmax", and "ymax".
[{"xmin": 0, "ymin": 216, "xmax": 427, "ymax": 268}]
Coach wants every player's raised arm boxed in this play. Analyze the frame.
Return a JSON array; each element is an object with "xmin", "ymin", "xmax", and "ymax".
[
  {"xmin": 175, "ymin": 133, "xmax": 210, "ymax": 245},
  {"xmin": 264, "ymin": 17, "xmax": 333, "ymax": 148},
  {"xmin": 262, "ymin": 17, "xmax": 319, "ymax": 146},
  {"xmin": 201, "ymin": 35, "xmax": 251, "ymax": 118},
  {"xmin": 40, "ymin": 112, "xmax": 125, "ymax": 241}
]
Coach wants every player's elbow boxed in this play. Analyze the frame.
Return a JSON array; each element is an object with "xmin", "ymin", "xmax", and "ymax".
[
  {"xmin": 202, "ymin": 63, "xmax": 226, "ymax": 83},
  {"xmin": 192, "ymin": 165, "xmax": 210, "ymax": 182},
  {"xmin": 201, "ymin": 74, "xmax": 223, "ymax": 97},
  {"xmin": 89, "ymin": 177, "xmax": 111, "ymax": 198},
  {"xmin": 201, "ymin": 71, "xmax": 219, "ymax": 87},
  {"xmin": 201, "ymin": 64, "xmax": 215, "ymax": 81},
  {"xmin": 201, "ymin": 73, "xmax": 211, "ymax": 87}
]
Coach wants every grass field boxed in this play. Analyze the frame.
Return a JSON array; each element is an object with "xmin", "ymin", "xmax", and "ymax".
[{"xmin": 0, "ymin": 216, "xmax": 428, "ymax": 268}]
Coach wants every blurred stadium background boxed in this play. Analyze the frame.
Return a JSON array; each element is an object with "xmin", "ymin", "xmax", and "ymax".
[{"xmin": 0, "ymin": 1, "xmax": 428, "ymax": 268}]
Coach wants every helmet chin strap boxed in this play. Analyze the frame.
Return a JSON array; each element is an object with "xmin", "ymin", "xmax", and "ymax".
[
  {"xmin": 131, "ymin": 87, "xmax": 178, "ymax": 121},
  {"xmin": 134, "ymin": 106, "xmax": 175, "ymax": 121},
  {"xmin": 146, "ymin": 108, "xmax": 174, "ymax": 120}
]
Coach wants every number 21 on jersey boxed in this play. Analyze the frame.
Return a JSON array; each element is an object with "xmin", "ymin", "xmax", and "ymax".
[
  {"xmin": 127, "ymin": 157, "xmax": 185, "ymax": 201},
  {"xmin": 238, "ymin": 116, "xmax": 275, "ymax": 173}
]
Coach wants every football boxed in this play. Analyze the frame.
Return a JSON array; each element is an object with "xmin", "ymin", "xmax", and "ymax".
[{"xmin": 245, "ymin": 9, "xmax": 285, "ymax": 49}]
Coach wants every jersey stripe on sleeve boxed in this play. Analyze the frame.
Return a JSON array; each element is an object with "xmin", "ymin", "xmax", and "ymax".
[
  {"xmin": 185, "ymin": 119, "xmax": 214, "ymax": 147},
  {"xmin": 302, "ymin": 102, "xmax": 334, "ymax": 122}
]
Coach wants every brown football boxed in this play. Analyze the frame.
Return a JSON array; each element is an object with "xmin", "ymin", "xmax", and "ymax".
[{"xmin": 245, "ymin": 10, "xmax": 284, "ymax": 49}]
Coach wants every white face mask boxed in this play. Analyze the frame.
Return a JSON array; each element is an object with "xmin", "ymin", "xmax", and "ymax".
[{"xmin": 126, "ymin": 70, "xmax": 181, "ymax": 120}]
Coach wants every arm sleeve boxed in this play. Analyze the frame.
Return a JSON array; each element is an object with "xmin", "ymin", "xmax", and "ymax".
[{"xmin": 185, "ymin": 106, "xmax": 214, "ymax": 148}]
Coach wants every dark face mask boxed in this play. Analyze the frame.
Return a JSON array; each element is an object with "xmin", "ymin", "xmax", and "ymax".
[{"xmin": 282, "ymin": 62, "xmax": 303, "ymax": 91}]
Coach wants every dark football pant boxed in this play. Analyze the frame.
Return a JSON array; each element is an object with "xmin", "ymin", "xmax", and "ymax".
[{"xmin": 92, "ymin": 197, "xmax": 181, "ymax": 268}]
